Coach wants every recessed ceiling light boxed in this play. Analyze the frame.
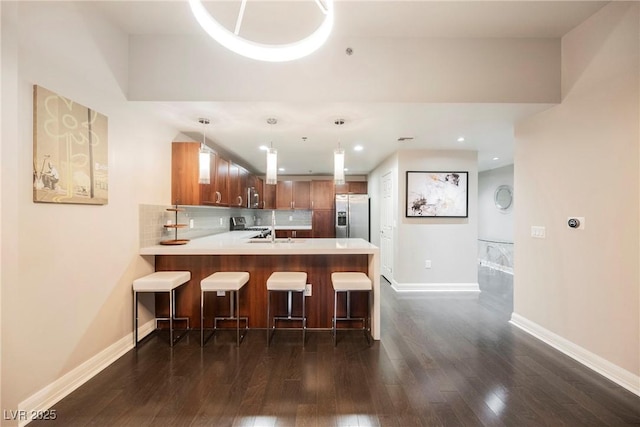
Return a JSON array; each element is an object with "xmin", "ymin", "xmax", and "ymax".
[
  {"xmin": 259, "ymin": 145, "xmax": 269, "ymax": 151},
  {"xmin": 353, "ymin": 145, "xmax": 363, "ymax": 152},
  {"xmin": 457, "ymin": 137, "xmax": 465, "ymax": 142},
  {"xmin": 278, "ymin": 167, "xmax": 285, "ymax": 172},
  {"xmin": 493, "ymin": 157, "xmax": 499, "ymax": 161},
  {"xmin": 344, "ymin": 168, "xmax": 349, "ymax": 172}
]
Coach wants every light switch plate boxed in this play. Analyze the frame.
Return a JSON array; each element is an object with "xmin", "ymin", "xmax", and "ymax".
[{"xmin": 531, "ymin": 226, "xmax": 546, "ymax": 238}]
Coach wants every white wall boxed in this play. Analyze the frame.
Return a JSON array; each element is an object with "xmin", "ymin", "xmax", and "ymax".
[
  {"xmin": 513, "ymin": 1, "xmax": 639, "ymax": 391},
  {"xmin": 1, "ymin": 2, "xmax": 180, "ymax": 419},
  {"xmin": 478, "ymin": 164, "xmax": 514, "ymax": 242},
  {"xmin": 370, "ymin": 150, "xmax": 478, "ymax": 290}
]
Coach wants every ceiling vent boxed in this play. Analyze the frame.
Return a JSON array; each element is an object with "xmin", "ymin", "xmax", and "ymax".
[{"xmin": 397, "ymin": 137, "xmax": 414, "ymax": 143}]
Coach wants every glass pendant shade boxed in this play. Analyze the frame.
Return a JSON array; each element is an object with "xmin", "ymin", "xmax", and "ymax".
[
  {"xmin": 266, "ymin": 147, "xmax": 278, "ymax": 185},
  {"xmin": 198, "ymin": 148, "xmax": 210, "ymax": 184},
  {"xmin": 334, "ymin": 147, "xmax": 345, "ymax": 185}
]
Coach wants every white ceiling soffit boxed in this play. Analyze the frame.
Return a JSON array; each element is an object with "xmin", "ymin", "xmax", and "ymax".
[{"xmin": 93, "ymin": 1, "xmax": 607, "ymax": 174}]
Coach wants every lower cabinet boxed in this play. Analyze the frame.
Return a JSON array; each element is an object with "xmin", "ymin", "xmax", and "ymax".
[{"xmin": 275, "ymin": 229, "xmax": 313, "ymax": 239}]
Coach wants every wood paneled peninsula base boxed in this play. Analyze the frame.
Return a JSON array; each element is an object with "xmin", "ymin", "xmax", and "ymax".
[{"xmin": 140, "ymin": 233, "xmax": 381, "ymax": 340}]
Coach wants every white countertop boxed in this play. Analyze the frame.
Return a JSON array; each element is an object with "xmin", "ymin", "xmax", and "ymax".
[{"xmin": 140, "ymin": 231, "xmax": 378, "ymax": 256}]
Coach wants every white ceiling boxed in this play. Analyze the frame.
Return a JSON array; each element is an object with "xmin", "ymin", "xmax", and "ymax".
[{"xmin": 92, "ymin": 0, "xmax": 607, "ymax": 175}]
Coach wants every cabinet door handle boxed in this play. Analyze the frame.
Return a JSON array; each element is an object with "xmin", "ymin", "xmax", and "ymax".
[
  {"xmin": 215, "ymin": 191, "xmax": 221, "ymax": 204},
  {"xmin": 292, "ymin": 201, "xmax": 295, "ymax": 209},
  {"xmin": 238, "ymin": 196, "xmax": 243, "ymax": 206},
  {"xmin": 293, "ymin": 230, "xmax": 296, "ymax": 238}
]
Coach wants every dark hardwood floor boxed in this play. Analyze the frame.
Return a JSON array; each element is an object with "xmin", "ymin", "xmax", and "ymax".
[{"xmin": 32, "ymin": 267, "xmax": 640, "ymax": 426}]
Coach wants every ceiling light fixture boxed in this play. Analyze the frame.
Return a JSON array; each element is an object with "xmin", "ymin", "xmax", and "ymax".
[
  {"xmin": 188, "ymin": 0, "xmax": 334, "ymax": 62},
  {"xmin": 265, "ymin": 118, "xmax": 278, "ymax": 185},
  {"xmin": 354, "ymin": 145, "xmax": 363, "ymax": 151},
  {"xmin": 198, "ymin": 118, "xmax": 211, "ymax": 184},
  {"xmin": 457, "ymin": 137, "xmax": 465, "ymax": 142},
  {"xmin": 334, "ymin": 118, "xmax": 345, "ymax": 185}
]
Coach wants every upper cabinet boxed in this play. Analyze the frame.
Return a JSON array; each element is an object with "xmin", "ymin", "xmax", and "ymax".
[
  {"xmin": 335, "ymin": 181, "xmax": 368, "ymax": 195},
  {"xmin": 311, "ymin": 180, "xmax": 335, "ymax": 210},
  {"xmin": 171, "ymin": 142, "xmax": 205, "ymax": 206},
  {"xmin": 276, "ymin": 180, "xmax": 310, "ymax": 210},
  {"xmin": 229, "ymin": 163, "xmax": 249, "ymax": 208},
  {"xmin": 213, "ymin": 156, "xmax": 230, "ymax": 206},
  {"xmin": 263, "ymin": 182, "xmax": 276, "ymax": 209}
]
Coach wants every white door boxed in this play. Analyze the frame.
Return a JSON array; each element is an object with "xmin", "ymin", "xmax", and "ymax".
[{"xmin": 380, "ymin": 171, "xmax": 394, "ymax": 281}]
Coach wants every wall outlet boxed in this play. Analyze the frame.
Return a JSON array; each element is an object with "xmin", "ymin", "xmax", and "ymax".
[
  {"xmin": 217, "ymin": 291, "xmax": 225, "ymax": 297},
  {"xmin": 289, "ymin": 215, "xmax": 293, "ymax": 221},
  {"xmin": 305, "ymin": 284, "xmax": 312, "ymax": 297},
  {"xmin": 531, "ymin": 226, "xmax": 546, "ymax": 238},
  {"xmin": 189, "ymin": 219, "xmax": 194, "ymax": 229},
  {"xmin": 424, "ymin": 260, "xmax": 431, "ymax": 269},
  {"xmin": 219, "ymin": 217, "xmax": 224, "ymax": 226}
]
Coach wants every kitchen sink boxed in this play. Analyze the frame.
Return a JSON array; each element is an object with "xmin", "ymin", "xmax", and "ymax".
[{"xmin": 247, "ymin": 238, "xmax": 307, "ymax": 244}]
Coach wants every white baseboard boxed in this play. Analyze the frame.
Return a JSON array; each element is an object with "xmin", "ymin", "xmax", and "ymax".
[
  {"xmin": 18, "ymin": 320, "xmax": 155, "ymax": 426},
  {"xmin": 390, "ymin": 279, "xmax": 480, "ymax": 292},
  {"xmin": 510, "ymin": 313, "xmax": 640, "ymax": 398}
]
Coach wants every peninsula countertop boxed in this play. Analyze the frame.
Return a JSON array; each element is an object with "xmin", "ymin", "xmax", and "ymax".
[
  {"xmin": 140, "ymin": 232, "xmax": 381, "ymax": 340},
  {"xmin": 140, "ymin": 232, "xmax": 379, "ymax": 256}
]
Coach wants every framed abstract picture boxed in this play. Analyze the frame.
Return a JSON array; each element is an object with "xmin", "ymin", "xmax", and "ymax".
[
  {"xmin": 33, "ymin": 85, "xmax": 108, "ymax": 205},
  {"xmin": 406, "ymin": 171, "xmax": 468, "ymax": 217}
]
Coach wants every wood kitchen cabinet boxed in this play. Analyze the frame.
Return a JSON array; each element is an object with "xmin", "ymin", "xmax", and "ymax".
[
  {"xmin": 263, "ymin": 182, "xmax": 276, "ymax": 209},
  {"xmin": 229, "ymin": 163, "xmax": 248, "ymax": 207},
  {"xmin": 275, "ymin": 229, "xmax": 313, "ymax": 239},
  {"xmin": 171, "ymin": 142, "xmax": 217, "ymax": 205},
  {"xmin": 335, "ymin": 181, "xmax": 368, "ymax": 194},
  {"xmin": 311, "ymin": 180, "xmax": 335, "ymax": 210},
  {"xmin": 171, "ymin": 142, "xmax": 234, "ymax": 207},
  {"xmin": 213, "ymin": 156, "xmax": 229, "ymax": 206},
  {"xmin": 276, "ymin": 180, "xmax": 311, "ymax": 210},
  {"xmin": 312, "ymin": 209, "xmax": 335, "ymax": 238}
]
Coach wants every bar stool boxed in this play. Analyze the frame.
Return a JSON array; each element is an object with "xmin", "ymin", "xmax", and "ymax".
[
  {"xmin": 133, "ymin": 271, "xmax": 191, "ymax": 347},
  {"xmin": 266, "ymin": 272, "xmax": 307, "ymax": 346},
  {"xmin": 200, "ymin": 271, "xmax": 250, "ymax": 346},
  {"xmin": 331, "ymin": 272, "xmax": 372, "ymax": 346}
]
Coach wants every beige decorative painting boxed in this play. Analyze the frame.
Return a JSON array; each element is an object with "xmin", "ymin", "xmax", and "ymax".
[{"xmin": 33, "ymin": 85, "xmax": 108, "ymax": 205}]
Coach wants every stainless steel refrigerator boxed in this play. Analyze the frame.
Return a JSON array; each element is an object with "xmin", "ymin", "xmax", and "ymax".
[{"xmin": 335, "ymin": 194, "xmax": 370, "ymax": 241}]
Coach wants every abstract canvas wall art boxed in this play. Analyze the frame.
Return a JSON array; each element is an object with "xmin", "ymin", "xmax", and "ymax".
[
  {"xmin": 33, "ymin": 85, "xmax": 108, "ymax": 205},
  {"xmin": 406, "ymin": 171, "xmax": 468, "ymax": 217}
]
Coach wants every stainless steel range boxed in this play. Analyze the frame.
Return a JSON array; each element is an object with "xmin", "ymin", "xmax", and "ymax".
[{"xmin": 230, "ymin": 217, "xmax": 272, "ymax": 238}]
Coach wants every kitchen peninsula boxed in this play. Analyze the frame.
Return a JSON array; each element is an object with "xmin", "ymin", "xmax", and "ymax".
[{"xmin": 140, "ymin": 232, "xmax": 381, "ymax": 340}]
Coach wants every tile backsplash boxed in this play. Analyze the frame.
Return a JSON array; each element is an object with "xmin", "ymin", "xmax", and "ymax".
[{"xmin": 139, "ymin": 205, "xmax": 313, "ymax": 247}]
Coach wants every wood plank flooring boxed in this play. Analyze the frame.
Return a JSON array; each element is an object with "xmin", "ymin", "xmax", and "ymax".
[{"xmin": 31, "ymin": 267, "xmax": 640, "ymax": 426}]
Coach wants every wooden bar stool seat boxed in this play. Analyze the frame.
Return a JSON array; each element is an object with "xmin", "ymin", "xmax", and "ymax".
[
  {"xmin": 200, "ymin": 272, "xmax": 250, "ymax": 346},
  {"xmin": 133, "ymin": 271, "xmax": 191, "ymax": 347},
  {"xmin": 331, "ymin": 272, "xmax": 372, "ymax": 346},
  {"xmin": 266, "ymin": 272, "xmax": 307, "ymax": 346}
]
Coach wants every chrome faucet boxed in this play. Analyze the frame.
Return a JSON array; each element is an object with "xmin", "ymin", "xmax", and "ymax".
[{"xmin": 270, "ymin": 210, "xmax": 276, "ymax": 243}]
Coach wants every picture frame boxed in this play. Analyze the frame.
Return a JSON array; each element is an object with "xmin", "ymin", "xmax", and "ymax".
[
  {"xmin": 406, "ymin": 171, "xmax": 468, "ymax": 217},
  {"xmin": 33, "ymin": 85, "xmax": 108, "ymax": 205}
]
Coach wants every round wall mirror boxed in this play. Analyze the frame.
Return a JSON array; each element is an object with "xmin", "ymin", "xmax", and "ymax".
[{"xmin": 494, "ymin": 185, "xmax": 513, "ymax": 211}]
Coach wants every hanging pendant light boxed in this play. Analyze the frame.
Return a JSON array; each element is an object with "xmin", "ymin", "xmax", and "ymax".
[
  {"xmin": 265, "ymin": 118, "xmax": 278, "ymax": 185},
  {"xmin": 198, "ymin": 118, "xmax": 211, "ymax": 184},
  {"xmin": 334, "ymin": 145, "xmax": 345, "ymax": 185},
  {"xmin": 334, "ymin": 118, "xmax": 345, "ymax": 185}
]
